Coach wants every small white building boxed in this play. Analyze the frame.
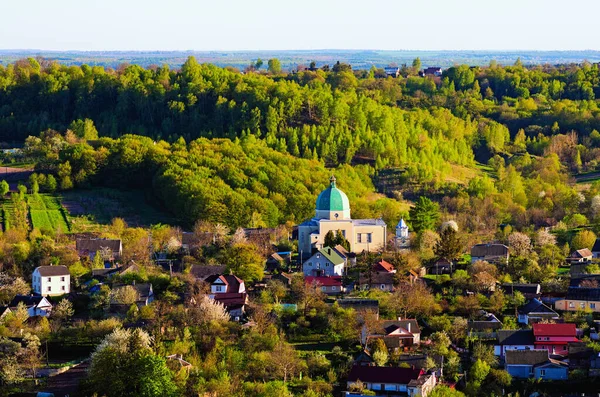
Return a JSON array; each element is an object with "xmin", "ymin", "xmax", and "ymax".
[
  {"xmin": 32, "ymin": 265, "xmax": 70, "ymax": 296},
  {"xmin": 9, "ymin": 295, "xmax": 53, "ymax": 317},
  {"xmin": 303, "ymin": 246, "xmax": 346, "ymax": 277}
]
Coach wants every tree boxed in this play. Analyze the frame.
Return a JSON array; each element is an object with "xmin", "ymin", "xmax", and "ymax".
[
  {"xmin": 324, "ymin": 230, "xmax": 336, "ymax": 247},
  {"xmin": 373, "ymin": 349, "xmax": 388, "ymax": 366},
  {"xmin": 111, "ymin": 285, "xmax": 139, "ymax": 306},
  {"xmin": 391, "ymin": 282, "xmax": 440, "ymax": 318},
  {"xmin": 88, "ymin": 328, "xmax": 177, "ymax": 397},
  {"xmin": 51, "ymin": 298, "xmax": 74, "ymax": 332},
  {"xmin": 45, "ymin": 174, "xmax": 57, "ymax": 192},
  {"xmin": 508, "ymin": 232, "xmax": 532, "ymax": 256},
  {"xmin": 535, "ymin": 228, "xmax": 556, "ymax": 247},
  {"xmin": 571, "ymin": 229, "xmax": 597, "ymax": 250},
  {"xmin": 429, "ymin": 385, "xmax": 465, "ymax": 397},
  {"xmin": 220, "ymin": 243, "xmax": 264, "ymax": 282},
  {"xmin": 21, "ymin": 333, "xmax": 42, "ymax": 379},
  {"xmin": 434, "ymin": 227, "xmax": 463, "ymax": 261},
  {"xmin": 409, "ymin": 196, "xmax": 440, "ymax": 233},
  {"xmin": 412, "ymin": 58, "xmax": 422, "ymax": 74},
  {"xmin": 266, "ymin": 279, "xmax": 287, "ymax": 304},
  {"xmin": 69, "ymin": 118, "xmax": 99, "ymax": 140},
  {"xmin": 0, "ymin": 337, "xmax": 21, "ymax": 385},
  {"xmin": 0, "ymin": 180, "xmax": 8, "ymax": 197},
  {"xmin": 267, "ymin": 340, "xmax": 302, "ymax": 382},
  {"xmin": 334, "ymin": 229, "xmax": 350, "ymax": 251},
  {"xmin": 268, "ymin": 58, "xmax": 282, "ymax": 74},
  {"xmin": 193, "ymin": 295, "xmax": 229, "ymax": 322},
  {"xmin": 57, "ymin": 161, "xmax": 73, "ymax": 190},
  {"xmin": 255, "ymin": 58, "xmax": 264, "ymax": 70}
]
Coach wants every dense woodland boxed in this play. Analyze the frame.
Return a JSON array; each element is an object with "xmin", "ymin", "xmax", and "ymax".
[{"xmin": 2, "ymin": 57, "xmax": 600, "ymax": 396}]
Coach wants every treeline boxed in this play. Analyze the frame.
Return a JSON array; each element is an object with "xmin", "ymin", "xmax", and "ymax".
[
  {"xmin": 1, "ymin": 57, "xmax": 482, "ymax": 183},
  {"xmin": 25, "ymin": 131, "xmax": 405, "ymax": 229}
]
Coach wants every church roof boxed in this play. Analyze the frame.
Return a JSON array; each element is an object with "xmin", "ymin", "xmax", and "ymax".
[
  {"xmin": 396, "ymin": 218, "xmax": 407, "ymax": 229},
  {"xmin": 316, "ymin": 176, "xmax": 350, "ymax": 212}
]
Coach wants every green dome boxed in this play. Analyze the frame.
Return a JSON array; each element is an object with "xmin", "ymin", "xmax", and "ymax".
[{"xmin": 316, "ymin": 176, "xmax": 350, "ymax": 212}]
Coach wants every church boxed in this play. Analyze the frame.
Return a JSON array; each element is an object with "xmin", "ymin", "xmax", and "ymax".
[{"xmin": 298, "ymin": 176, "xmax": 387, "ymax": 256}]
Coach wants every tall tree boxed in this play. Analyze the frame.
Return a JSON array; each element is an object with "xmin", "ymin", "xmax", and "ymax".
[
  {"xmin": 433, "ymin": 227, "xmax": 463, "ymax": 261},
  {"xmin": 409, "ymin": 196, "xmax": 440, "ymax": 233},
  {"xmin": 268, "ymin": 58, "xmax": 282, "ymax": 74}
]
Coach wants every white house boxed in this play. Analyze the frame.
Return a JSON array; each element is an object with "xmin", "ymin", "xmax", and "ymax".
[
  {"xmin": 9, "ymin": 295, "xmax": 53, "ymax": 317},
  {"xmin": 303, "ymin": 246, "xmax": 346, "ymax": 277},
  {"xmin": 32, "ymin": 265, "xmax": 70, "ymax": 296}
]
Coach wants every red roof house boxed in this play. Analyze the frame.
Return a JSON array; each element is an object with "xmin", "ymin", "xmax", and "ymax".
[
  {"xmin": 346, "ymin": 365, "xmax": 436, "ymax": 395},
  {"xmin": 305, "ymin": 276, "xmax": 344, "ymax": 295},
  {"xmin": 533, "ymin": 323, "xmax": 579, "ymax": 355},
  {"xmin": 372, "ymin": 259, "xmax": 396, "ymax": 273}
]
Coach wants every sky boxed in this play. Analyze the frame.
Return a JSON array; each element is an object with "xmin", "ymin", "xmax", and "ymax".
[{"xmin": 1, "ymin": 0, "xmax": 598, "ymax": 51}]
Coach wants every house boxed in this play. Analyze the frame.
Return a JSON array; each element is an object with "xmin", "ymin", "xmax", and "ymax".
[
  {"xmin": 369, "ymin": 319, "xmax": 421, "ymax": 351},
  {"xmin": 501, "ymin": 283, "xmax": 541, "ymax": 300},
  {"xmin": 359, "ymin": 271, "xmax": 395, "ymax": 292},
  {"xmin": 533, "ymin": 323, "xmax": 579, "ymax": 355},
  {"xmin": 345, "ymin": 365, "xmax": 436, "ymax": 397},
  {"xmin": 494, "ymin": 329, "xmax": 535, "ymax": 357},
  {"xmin": 9, "ymin": 295, "xmax": 53, "ymax": 317},
  {"xmin": 592, "ymin": 238, "xmax": 600, "ymax": 258},
  {"xmin": 32, "ymin": 265, "xmax": 70, "ymax": 296},
  {"xmin": 505, "ymin": 349, "xmax": 567, "ymax": 380},
  {"xmin": 427, "ymin": 258, "xmax": 453, "ymax": 275},
  {"xmin": 205, "ymin": 274, "xmax": 248, "ymax": 318},
  {"xmin": 0, "ymin": 306, "xmax": 12, "ymax": 320},
  {"xmin": 384, "ymin": 67, "xmax": 400, "ymax": 78},
  {"xmin": 555, "ymin": 287, "xmax": 600, "ymax": 312},
  {"xmin": 265, "ymin": 252, "xmax": 291, "ymax": 272},
  {"xmin": 189, "ymin": 264, "xmax": 227, "ymax": 281},
  {"xmin": 470, "ymin": 243, "xmax": 509, "ymax": 265},
  {"xmin": 305, "ymin": 276, "xmax": 345, "ymax": 295},
  {"xmin": 372, "ymin": 259, "xmax": 395, "ymax": 273},
  {"xmin": 467, "ymin": 311, "xmax": 502, "ymax": 334},
  {"xmin": 570, "ymin": 262, "xmax": 598, "ymax": 277},
  {"xmin": 181, "ymin": 232, "xmax": 195, "ymax": 252},
  {"xmin": 422, "ymin": 67, "xmax": 443, "ymax": 77},
  {"xmin": 303, "ymin": 246, "xmax": 345, "ymax": 277},
  {"xmin": 111, "ymin": 283, "xmax": 155, "ymax": 307},
  {"xmin": 353, "ymin": 350, "xmax": 375, "ymax": 366},
  {"xmin": 567, "ymin": 248, "xmax": 593, "ymax": 264},
  {"xmin": 272, "ymin": 272, "xmax": 294, "ymax": 286},
  {"xmin": 76, "ymin": 238, "xmax": 122, "ymax": 261},
  {"xmin": 517, "ymin": 298, "xmax": 559, "ymax": 324},
  {"xmin": 568, "ymin": 342, "xmax": 595, "ymax": 371}
]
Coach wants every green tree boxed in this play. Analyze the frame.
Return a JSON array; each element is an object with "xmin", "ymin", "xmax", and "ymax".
[
  {"xmin": 220, "ymin": 243, "xmax": 264, "ymax": 282},
  {"xmin": 571, "ymin": 229, "xmax": 597, "ymax": 250},
  {"xmin": 429, "ymin": 385, "xmax": 465, "ymax": 397},
  {"xmin": 0, "ymin": 180, "xmax": 9, "ymax": 197},
  {"xmin": 87, "ymin": 328, "xmax": 177, "ymax": 397},
  {"xmin": 45, "ymin": 174, "xmax": 57, "ymax": 192},
  {"xmin": 412, "ymin": 57, "xmax": 422, "ymax": 74},
  {"xmin": 324, "ymin": 230, "xmax": 336, "ymax": 247},
  {"xmin": 255, "ymin": 58, "xmax": 264, "ymax": 70},
  {"xmin": 268, "ymin": 58, "xmax": 282, "ymax": 74},
  {"xmin": 433, "ymin": 227, "xmax": 463, "ymax": 261},
  {"xmin": 57, "ymin": 161, "xmax": 73, "ymax": 190},
  {"xmin": 409, "ymin": 196, "xmax": 440, "ymax": 233},
  {"xmin": 69, "ymin": 118, "xmax": 99, "ymax": 140}
]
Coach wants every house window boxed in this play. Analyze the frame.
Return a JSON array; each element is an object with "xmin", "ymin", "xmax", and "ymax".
[
  {"xmin": 341, "ymin": 230, "xmax": 346, "ymax": 238},
  {"xmin": 580, "ymin": 302, "xmax": 585, "ymax": 309},
  {"xmin": 381, "ymin": 284, "xmax": 385, "ymax": 290},
  {"xmin": 367, "ymin": 233, "xmax": 372, "ymax": 243},
  {"xmin": 215, "ymin": 285, "xmax": 223, "ymax": 292},
  {"xmin": 61, "ymin": 286, "xmax": 65, "ymax": 291},
  {"xmin": 540, "ymin": 369, "xmax": 546, "ymax": 376},
  {"xmin": 326, "ymin": 263, "xmax": 329, "ymax": 266},
  {"xmin": 61, "ymin": 276, "xmax": 65, "ymax": 282},
  {"xmin": 316, "ymin": 254, "xmax": 320, "ymax": 258},
  {"xmin": 47, "ymin": 286, "xmax": 51, "ymax": 292},
  {"xmin": 308, "ymin": 262, "xmax": 312, "ymax": 267},
  {"xmin": 321, "ymin": 287, "xmax": 326, "ymax": 292},
  {"xmin": 47, "ymin": 277, "xmax": 51, "ymax": 282},
  {"xmin": 569, "ymin": 302, "xmax": 575, "ymax": 308},
  {"xmin": 331, "ymin": 286, "xmax": 336, "ymax": 291},
  {"xmin": 591, "ymin": 303, "xmax": 596, "ymax": 309},
  {"xmin": 357, "ymin": 233, "xmax": 362, "ymax": 243}
]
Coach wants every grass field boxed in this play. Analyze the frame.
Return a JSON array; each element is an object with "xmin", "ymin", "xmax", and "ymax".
[{"xmin": 27, "ymin": 194, "xmax": 70, "ymax": 232}]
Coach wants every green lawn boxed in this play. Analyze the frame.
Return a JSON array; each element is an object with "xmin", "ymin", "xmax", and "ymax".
[{"xmin": 27, "ymin": 194, "xmax": 70, "ymax": 232}]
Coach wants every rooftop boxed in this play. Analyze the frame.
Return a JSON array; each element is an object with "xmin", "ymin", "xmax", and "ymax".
[
  {"xmin": 533, "ymin": 323, "xmax": 577, "ymax": 337},
  {"xmin": 36, "ymin": 265, "xmax": 70, "ymax": 277},
  {"xmin": 505, "ymin": 349, "xmax": 549, "ymax": 365},
  {"xmin": 347, "ymin": 365, "xmax": 423, "ymax": 384}
]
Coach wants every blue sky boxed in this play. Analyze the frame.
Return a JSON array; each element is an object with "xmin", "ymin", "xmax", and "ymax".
[{"xmin": 1, "ymin": 0, "xmax": 598, "ymax": 51}]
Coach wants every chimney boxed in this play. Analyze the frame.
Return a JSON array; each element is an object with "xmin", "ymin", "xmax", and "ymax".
[
  {"xmin": 133, "ymin": 280, "xmax": 136, "ymax": 286},
  {"xmin": 328, "ymin": 248, "xmax": 331, "ymax": 255},
  {"xmin": 408, "ymin": 322, "xmax": 411, "ymax": 333}
]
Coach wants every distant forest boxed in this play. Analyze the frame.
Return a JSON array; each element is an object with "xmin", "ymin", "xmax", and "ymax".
[{"xmin": 4, "ymin": 56, "xmax": 600, "ymax": 237}]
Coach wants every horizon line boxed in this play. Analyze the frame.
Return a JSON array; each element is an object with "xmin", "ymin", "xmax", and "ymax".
[{"xmin": 2, "ymin": 48, "xmax": 600, "ymax": 53}]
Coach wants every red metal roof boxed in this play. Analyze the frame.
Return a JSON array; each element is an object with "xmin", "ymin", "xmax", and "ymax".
[
  {"xmin": 305, "ymin": 276, "xmax": 343, "ymax": 287},
  {"xmin": 373, "ymin": 260, "xmax": 395, "ymax": 273},
  {"xmin": 533, "ymin": 323, "xmax": 577, "ymax": 337}
]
